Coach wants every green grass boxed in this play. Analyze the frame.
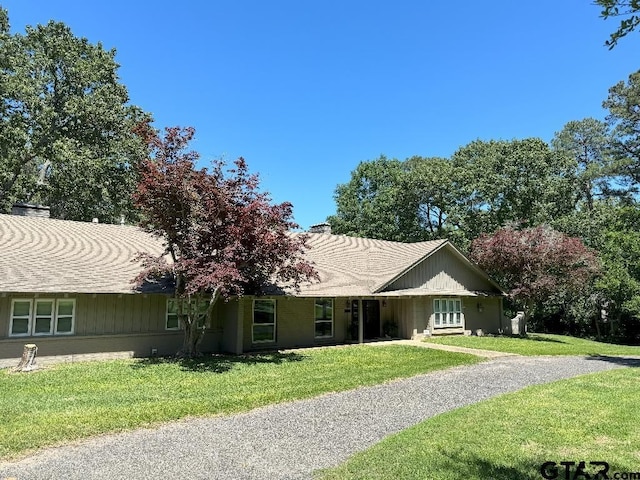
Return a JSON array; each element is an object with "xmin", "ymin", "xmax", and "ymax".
[
  {"xmin": 0, "ymin": 345, "xmax": 479, "ymax": 460},
  {"xmin": 317, "ymin": 367, "xmax": 640, "ymax": 480},
  {"xmin": 426, "ymin": 333, "xmax": 640, "ymax": 356}
]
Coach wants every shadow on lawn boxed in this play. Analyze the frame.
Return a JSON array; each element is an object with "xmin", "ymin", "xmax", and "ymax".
[
  {"xmin": 523, "ymin": 335, "xmax": 567, "ymax": 344},
  {"xmin": 584, "ymin": 354, "xmax": 640, "ymax": 367},
  {"xmin": 436, "ymin": 452, "xmax": 546, "ymax": 480},
  {"xmin": 131, "ymin": 351, "xmax": 307, "ymax": 373}
]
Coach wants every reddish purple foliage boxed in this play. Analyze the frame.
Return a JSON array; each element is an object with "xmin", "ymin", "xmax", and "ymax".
[
  {"xmin": 132, "ymin": 126, "xmax": 318, "ymax": 299},
  {"xmin": 469, "ymin": 225, "xmax": 600, "ymax": 305}
]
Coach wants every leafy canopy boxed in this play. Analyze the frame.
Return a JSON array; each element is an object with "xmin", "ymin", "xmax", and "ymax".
[
  {"xmin": 133, "ymin": 126, "xmax": 318, "ymax": 355},
  {"xmin": 0, "ymin": 7, "xmax": 148, "ymax": 221},
  {"xmin": 469, "ymin": 226, "xmax": 600, "ymax": 312},
  {"xmin": 596, "ymin": 0, "xmax": 640, "ymax": 48}
]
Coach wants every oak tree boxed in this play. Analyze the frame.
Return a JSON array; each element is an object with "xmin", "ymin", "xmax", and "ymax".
[{"xmin": 0, "ymin": 8, "xmax": 148, "ymax": 221}]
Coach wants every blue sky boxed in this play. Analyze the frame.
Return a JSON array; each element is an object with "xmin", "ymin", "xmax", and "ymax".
[{"xmin": 2, "ymin": 1, "xmax": 636, "ymax": 229}]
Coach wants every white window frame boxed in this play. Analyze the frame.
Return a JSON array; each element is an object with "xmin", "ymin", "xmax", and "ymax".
[
  {"xmin": 252, "ymin": 299, "xmax": 276, "ymax": 343},
  {"xmin": 314, "ymin": 298, "xmax": 334, "ymax": 339},
  {"xmin": 9, "ymin": 299, "xmax": 33, "ymax": 337},
  {"xmin": 54, "ymin": 299, "xmax": 76, "ymax": 335},
  {"xmin": 9, "ymin": 298, "xmax": 76, "ymax": 337},
  {"xmin": 433, "ymin": 298, "xmax": 463, "ymax": 329},
  {"xmin": 165, "ymin": 298, "xmax": 210, "ymax": 331},
  {"xmin": 33, "ymin": 298, "xmax": 56, "ymax": 336},
  {"xmin": 166, "ymin": 298, "xmax": 180, "ymax": 330}
]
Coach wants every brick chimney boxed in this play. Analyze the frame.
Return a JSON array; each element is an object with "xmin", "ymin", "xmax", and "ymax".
[{"xmin": 309, "ymin": 222, "xmax": 331, "ymax": 234}]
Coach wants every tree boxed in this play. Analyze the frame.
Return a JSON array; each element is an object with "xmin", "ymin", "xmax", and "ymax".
[
  {"xmin": 0, "ymin": 8, "xmax": 149, "ymax": 221},
  {"xmin": 133, "ymin": 126, "xmax": 318, "ymax": 357},
  {"xmin": 327, "ymin": 156, "xmax": 423, "ymax": 242},
  {"xmin": 596, "ymin": 0, "xmax": 640, "ymax": 48},
  {"xmin": 402, "ymin": 156, "xmax": 461, "ymax": 241},
  {"xmin": 603, "ymin": 70, "xmax": 640, "ymax": 189},
  {"xmin": 450, "ymin": 139, "xmax": 575, "ymax": 245},
  {"xmin": 551, "ymin": 118, "xmax": 618, "ymax": 211},
  {"xmin": 469, "ymin": 226, "xmax": 600, "ymax": 329}
]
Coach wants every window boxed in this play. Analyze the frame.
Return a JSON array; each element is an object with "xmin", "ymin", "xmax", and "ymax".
[
  {"xmin": 55, "ymin": 299, "xmax": 75, "ymax": 335},
  {"xmin": 10, "ymin": 300, "xmax": 32, "ymax": 337},
  {"xmin": 314, "ymin": 298, "xmax": 333, "ymax": 338},
  {"xmin": 166, "ymin": 298, "xmax": 180, "ymax": 330},
  {"xmin": 253, "ymin": 299, "xmax": 276, "ymax": 343},
  {"xmin": 34, "ymin": 299, "xmax": 55, "ymax": 335},
  {"xmin": 165, "ymin": 298, "xmax": 209, "ymax": 330},
  {"xmin": 10, "ymin": 298, "xmax": 75, "ymax": 337},
  {"xmin": 433, "ymin": 298, "xmax": 462, "ymax": 328}
]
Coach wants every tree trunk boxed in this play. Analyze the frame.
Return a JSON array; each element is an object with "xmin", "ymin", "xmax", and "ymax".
[
  {"xmin": 14, "ymin": 344, "xmax": 38, "ymax": 372},
  {"xmin": 180, "ymin": 321, "xmax": 204, "ymax": 358},
  {"xmin": 177, "ymin": 291, "xmax": 220, "ymax": 358},
  {"xmin": 593, "ymin": 315, "xmax": 602, "ymax": 342}
]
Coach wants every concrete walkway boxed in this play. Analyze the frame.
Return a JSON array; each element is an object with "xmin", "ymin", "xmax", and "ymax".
[
  {"xmin": 367, "ymin": 338, "xmax": 518, "ymax": 358},
  {"xmin": 2, "ymin": 354, "xmax": 637, "ymax": 480}
]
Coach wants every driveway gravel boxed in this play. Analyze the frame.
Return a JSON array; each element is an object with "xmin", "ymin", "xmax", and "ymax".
[{"xmin": 1, "ymin": 354, "xmax": 638, "ymax": 480}]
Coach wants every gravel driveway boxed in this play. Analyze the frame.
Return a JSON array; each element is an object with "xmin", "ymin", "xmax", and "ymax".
[{"xmin": 1, "ymin": 354, "xmax": 637, "ymax": 480}]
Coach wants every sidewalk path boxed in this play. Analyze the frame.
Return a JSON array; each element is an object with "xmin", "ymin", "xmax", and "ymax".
[
  {"xmin": 2, "ymin": 354, "xmax": 637, "ymax": 480},
  {"xmin": 366, "ymin": 338, "xmax": 518, "ymax": 358}
]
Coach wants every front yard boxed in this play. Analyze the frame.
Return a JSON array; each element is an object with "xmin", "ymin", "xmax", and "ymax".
[
  {"xmin": 426, "ymin": 332, "xmax": 640, "ymax": 356},
  {"xmin": 0, "ymin": 344, "xmax": 479, "ymax": 460},
  {"xmin": 318, "ymin": 367, "xmax": 640, "ymax": 480}
]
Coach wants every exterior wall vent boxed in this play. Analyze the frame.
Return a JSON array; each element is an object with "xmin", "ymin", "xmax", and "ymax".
[
  {"xmin": 11, "ymin": 203, "xmax": 50, "ymax": 218},
  {"xmin": 309, "ymin": 222, "xmax": 332, "ymax": 234}
]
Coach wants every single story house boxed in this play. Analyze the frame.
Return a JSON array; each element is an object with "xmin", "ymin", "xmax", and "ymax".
[{"xmin": 0, "ymin": 209, "xmax": 507, "ymax": 360}]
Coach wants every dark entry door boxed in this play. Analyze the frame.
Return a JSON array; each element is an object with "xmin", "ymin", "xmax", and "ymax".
[{"xmin": 363, "ymin": 300, "xmax": 380, "ymax": 339}]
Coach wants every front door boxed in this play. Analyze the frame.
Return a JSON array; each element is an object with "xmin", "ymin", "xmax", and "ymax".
[
  {"xmin": 363, "ymin": 300, "xmax": 380, "ymax": 339},
  {"xmin": 350, "ymin": 300, "xmax": 382, "ymax": 341}
]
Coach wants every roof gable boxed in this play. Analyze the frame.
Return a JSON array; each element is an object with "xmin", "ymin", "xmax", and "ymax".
[
  {"xmin": 378, "ymin": 242, "xmax": 505, "ymax": 296},
  {"xmin": 292, "ymin": 234, "xmax": 447, "ymax": 297}
]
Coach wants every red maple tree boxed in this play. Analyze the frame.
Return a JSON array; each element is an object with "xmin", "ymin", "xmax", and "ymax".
[
  {"xmin": 132, "ymin": 126, "xmax": 317, "ymax": 356},
  {"xmin": 469, "ymin": 225, "xmax": 600, "ymax": 323}
]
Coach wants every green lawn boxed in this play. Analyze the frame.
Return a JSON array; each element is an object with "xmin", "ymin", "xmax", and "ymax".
[
  {"xmin": 317, "ymin": 367, "xmax": 640, "ymax": 480},
  {"xmin": 426, "ymin": 333, "xmax": 640, "ymax": 356},
  {"xmin": 0, "ymin": 345, "xmax": 479, "ymax": 460}
]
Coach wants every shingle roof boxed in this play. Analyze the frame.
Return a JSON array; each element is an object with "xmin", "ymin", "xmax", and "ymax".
[
  {"xmin": 0, "ymin": 214, "xmax": 468, "ymax": 296},
  {"xmin": 295, "ymin": 234, "xmax": 447, "ymax": 296},
  {"xmin": 0, "ymin": 214, "xmax": 167, "ymax": 294}
]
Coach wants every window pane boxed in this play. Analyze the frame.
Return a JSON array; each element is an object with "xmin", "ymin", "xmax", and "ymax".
[
  {"xmin": 11, "ymin": 318, "xmax": 29, "ymax": 335},
  {"xmin": 455, "ymin": 312, "xmax": 461, "ymax": 324},
  {"xmin": 13, "ymin": 301, "xmax": 31, "ymax": 317},
  {"xmin": 434, "ymin": 300, "xmax": 440, "ymax": 313},
  {"xmin": 254, "ymin": 300, "xmax": 275, "ymax": 324},
  {"xmin": 315, "ymin": 299, "xmax": 332, "ymax": 320},
  {"xmin": 34, "ymin": 317, "xmax": 52, "ymax": 334},
  {"xmin": 315, "ymin": 321, "xmax": 332, "ymax": 338},
  {"xmin": 168, "ymin": 299, "xmax": 179, "ymax": 314},
  {"xmin": 56, "ymin": 317, "xmax": 73, "ymax": 333},
  {"xmin": 58, "ymin": 301, "xmax": 74, "ymax": 316},
  {"xmin": 196, "ymin": 300, "xmax": 208, "ymax": 315},
  {"xmin": 36, "ymin": 301, "xmax": 53, "ymax": 316},
  {"xmin": 166, "ymin": 314, "xmax": 179, "ymax": 330},
  {"xmin": 253, "ymin": 325, "xmax": 274, "ymax": 342},
  {"xmin": 449, "ymin": 300, "xmax": 455, "ymax": 312}
]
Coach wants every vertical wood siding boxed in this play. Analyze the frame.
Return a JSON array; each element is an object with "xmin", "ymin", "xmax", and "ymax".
[
  {"xmin": 385, "ymin": 246, "xmax": 498, "ymax": 292},
  {"xmin": 1, "ymin": 293, "xmax": 170, "ymax": 339},
  {"xmin": 241, "ymin": 297, "xmax": 347, "ymax": 352}
]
